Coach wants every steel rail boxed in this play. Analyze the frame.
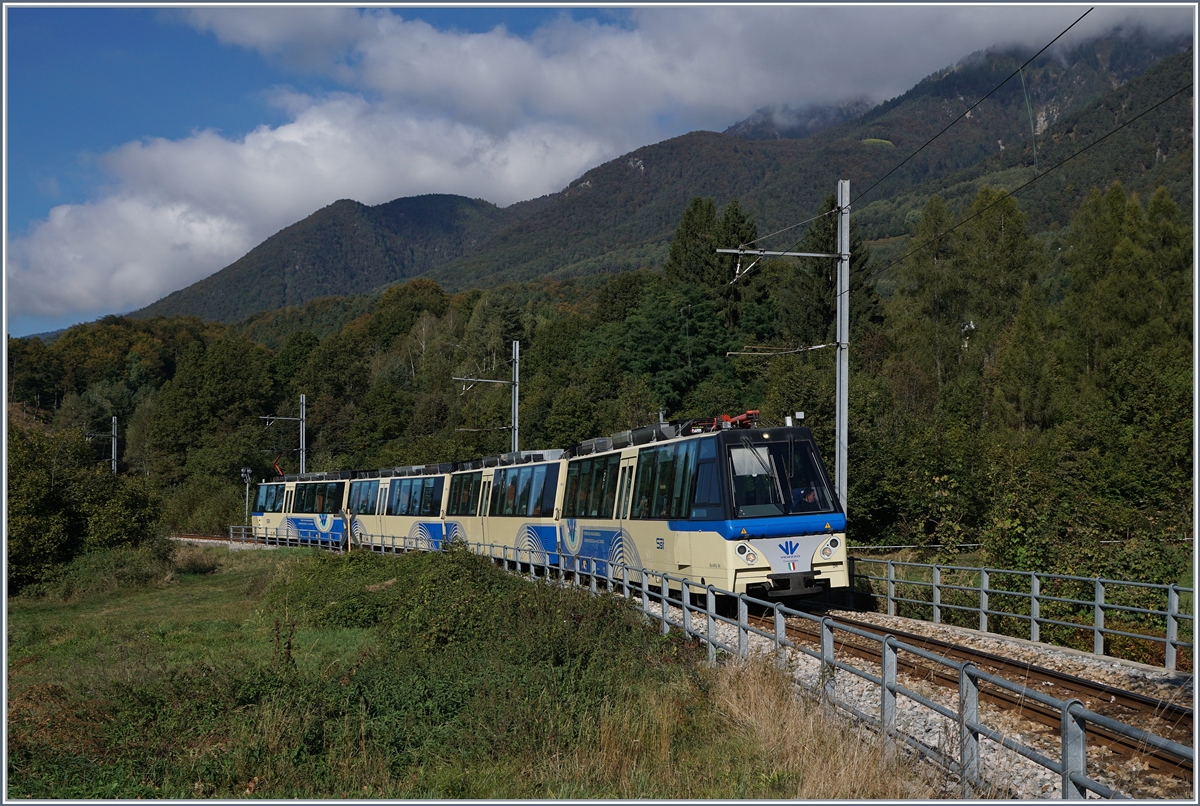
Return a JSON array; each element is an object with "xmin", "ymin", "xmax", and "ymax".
[{"xmin": 761, "ymin": 613, "xmax": 1192, "ymax": 781}]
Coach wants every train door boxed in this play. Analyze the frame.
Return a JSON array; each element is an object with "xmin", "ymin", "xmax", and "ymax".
[
  {"xmin": 479, "ymin": 472, "xmax": 494, "ymax": 546},
  {"xmin": 616, "ymin": 456, "xmax": 636, "ymax": 524}
]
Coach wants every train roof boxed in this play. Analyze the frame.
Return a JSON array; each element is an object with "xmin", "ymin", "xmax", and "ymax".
[{"xmin": 268, "ymin": 412, "xmax": 811, "ymax": 483}]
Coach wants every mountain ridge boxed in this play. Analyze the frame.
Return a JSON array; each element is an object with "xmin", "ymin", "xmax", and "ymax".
[{"xmin": 125, "ymin": 29, "xmax": 1192, "ymax": 324}]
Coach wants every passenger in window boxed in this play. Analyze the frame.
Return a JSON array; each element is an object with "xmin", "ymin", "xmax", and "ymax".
[{"xmin": 792, "ymin": 486, "xmax": 819, "ymax": 512}]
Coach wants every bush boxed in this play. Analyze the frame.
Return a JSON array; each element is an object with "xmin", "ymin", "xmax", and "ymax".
[
  {"xmin": 18, "ymin": 542, "xmax": 175, "ymax": 602},
  {"xmin": 160, "ymin": 476, "xmax": 244, "ymax": 535}
]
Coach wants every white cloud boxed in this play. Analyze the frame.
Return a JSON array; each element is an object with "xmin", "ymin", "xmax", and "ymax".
[
  {"xmin": 7, "ymin": 95, "xmax": 611, "ymax": 318},
  {"xmin": 7, "ymin": 5, "xmax": 1192, "ymax": 327}
]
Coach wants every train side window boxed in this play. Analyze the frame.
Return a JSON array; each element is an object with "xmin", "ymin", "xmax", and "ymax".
[
  {"xmin": 541, "ymin": 464, "xmax": 559, "ymax": 516},
  {"xmin": 418, "ymin": 477, "xmax": 442, "ymax": 517},
  {"xmin": 489, "ymin": 471, "xmax": 504, "ymax": 516},
  {"xmin": 690, "ymin": 437, "xmax": 723, "ymax": 518},
  {"xmin": 615, "ymin": 468, "xmax": 630, "ymax": 519},
  {"xmin": 326, "ymin": 483, "xmax": 345, "ymax": 514},
  {"xmin": 348, "ymin": 482, "xmax": 363, "ymax": 515},
  {"xmin": 669, "ymin": 440, "xmax": 698, "ymax": 519},
  {"xmin": 529, "ymin": 465, "xmax": 548, "ymax": 517},
  {"xmin": 599, "ymin": 455, "xmax": 620, "ymax": 518},
  {"xmin": 465, "ymin": 473, "xmax": 482, "ymax": 516},
  {"xmin": 651, "ymin": 446, "xmax": 676, "ymax": 518},
  {"xmin": 631, "ymin": 447, "xmax": 656, "ymax": 519},
  {"xmin": 516, "ymin": 466, "xmax": 533, "ymax": 515},
  {"xmin": 563, "ymin": 463, "xmax": 581, "ymax": 518}
]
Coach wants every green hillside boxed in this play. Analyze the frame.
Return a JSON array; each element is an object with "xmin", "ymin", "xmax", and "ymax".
[
  {"xmin": 124, "ymin": 32, "xmax": 1190, "ymax": 321},
  {"xmin": 856, "ymin": 49, "xmax": 1194, "ymax": 252},
  {"xmin": 130, "ymin": 195, "xmax": 526, "ymax": 323}
]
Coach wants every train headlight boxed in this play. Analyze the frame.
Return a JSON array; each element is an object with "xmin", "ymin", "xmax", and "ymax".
[
  {"xmin": 820, "ymin": 545, "xmax": 833, "ymax": 560},
  {"xmin": 745, "ymin": 552, "xmax": 757, "ymax": 564},
  {"xmin": 828, "ymin": 537, "xmax": 840, "ymax": 550}
]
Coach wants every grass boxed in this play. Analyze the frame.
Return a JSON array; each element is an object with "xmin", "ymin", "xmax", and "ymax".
[{"xmin": 9, "ymin": 543, "xmax": 950, "ymax": 798}]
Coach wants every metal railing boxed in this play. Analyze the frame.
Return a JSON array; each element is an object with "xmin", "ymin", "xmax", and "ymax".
[
  {"xmin": 849, "ymin": 558, "xmax": 1194, "ymax": 671},
  {"xmin": 226, "ymin": 525, "xmax": 1192, "ymax": 798}
]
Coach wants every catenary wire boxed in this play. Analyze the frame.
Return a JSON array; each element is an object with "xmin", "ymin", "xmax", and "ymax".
[
  {"xmin": 734, "ymin": 8, "xmax": 1093, "ymax": 264},
  {"xmin": 850, "ymin": 7, "xmax": 1094, "ymax": 208},
  {"xmin": 862, "ymin": 80, "xmax": 1194, "ymax": 285}
]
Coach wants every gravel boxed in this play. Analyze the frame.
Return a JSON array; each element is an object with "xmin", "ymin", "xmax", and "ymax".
[{"xmin": 655, "ymin": 599, "xmax": 1193, "ymax": 800}]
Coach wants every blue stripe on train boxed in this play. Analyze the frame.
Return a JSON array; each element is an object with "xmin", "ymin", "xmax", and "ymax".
[{"xmin": 667, "ymin": 512, "xmax": 846, "ymax": 540}]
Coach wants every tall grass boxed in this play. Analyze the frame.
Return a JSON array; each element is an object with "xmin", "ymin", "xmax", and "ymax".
[{"xmin": 9, "ymin": 545, "xmax": 950, "ymax": 798}]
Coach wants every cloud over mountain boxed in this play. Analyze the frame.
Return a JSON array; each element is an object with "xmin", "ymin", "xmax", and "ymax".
[{"xmin": 7, "ymin": 6, "xmax": 1191, "ymax": 329}]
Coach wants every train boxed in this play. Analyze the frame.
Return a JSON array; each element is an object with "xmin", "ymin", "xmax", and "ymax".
[{"xmin": 251, "ymin": 411, "xmax": 848, "ymax": 598}]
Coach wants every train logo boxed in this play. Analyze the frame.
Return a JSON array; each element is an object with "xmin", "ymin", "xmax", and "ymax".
[
  {"xmin": 561, "ymin": 519, "xmax": 583, "ymax": 555},
  {"xmin": 314, "ymin": 513, "xmax": 336, "ymax": 533},
  {"xmin": 779, "ymin": 540, "xmax": 800, "ymax": 557}
]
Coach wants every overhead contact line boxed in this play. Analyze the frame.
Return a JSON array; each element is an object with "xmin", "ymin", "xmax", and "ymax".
[
  {"xmin": 863, "ymin": 79, "xmax": 1195, "ymax": 285},
  {"xmin": 850, "ymin": 7, "xmax": 1095, "ymax": 208}
]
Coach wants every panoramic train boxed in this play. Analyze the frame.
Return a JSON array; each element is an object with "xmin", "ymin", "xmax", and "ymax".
[{"xmin": 251, "ymin": 412, "xmax": 848, "ymax": 598}]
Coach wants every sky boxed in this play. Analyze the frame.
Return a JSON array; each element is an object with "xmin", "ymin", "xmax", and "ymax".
[{"xmin": 4, "ymin": 4, "xmax": 1194, "ymax": 338}]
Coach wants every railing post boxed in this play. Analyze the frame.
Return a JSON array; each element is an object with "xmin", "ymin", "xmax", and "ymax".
[
  {"xmin": 932, "ymin": 565, "xmax": 941, "ymax": 624},
  {"xmin": 1061, "ymin": 699, "xmax": 1088, "ymax": 799},
  {"xmin": 820, "ymin": 617, "xmax": 835, "ymax": 702},
  {"xmin": 1030, "ymin": 573, "xmax": 1041, "ymax": 644},
  {"xmin": 737, "ymin": 595, "xmax": 749, "ymax": 657},
  {"xmin": 682, "ymin": 580, "xmax": 693, "ymax": 638},
  {"xmin": 887, "ymin": 561, "xmax": 896, "ymax": 616},
  {"xmin": 641, "ymin": 570, "xmax": 650, "ymax": 615},
  {"xmin": 589, "ymin": 558, "xmax": 597, "ymax": 595},
  {"xmin": 661, "ymin": 576, "xmax": 670, "ymax": 636},
  {"xmin": 881, "ymin": 636, "xmax": 897, "ymax": 750},
  {"xmin": 1094, "ymin": 579, "xmax": 1105, "ymax": 656},
  {"xmin": 774, "ymin": 605, "xmax": 787, "ymax": 669},
  {"xmin": 959, "ymin": 663, "xmax": 980, "ymax": 794},
  {"xmin": 706, "ymin": 586, "xmax": 717, "ymax": 663},
  {"xmin": 1166, "ymin": 584, "xmax": 1178, "ymax": 671},
  {"xmin": 622, "ymin": 566, "xmax": 630, "ymax": 599},
  {"xmin": 979, "ymin": 568, "xmax": 989, "ymax": 633}
]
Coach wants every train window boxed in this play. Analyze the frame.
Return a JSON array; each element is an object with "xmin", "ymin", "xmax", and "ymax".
[
  {"xmin": 529, "ymin": 465, "xmax": 548, "ymax": 517},
  {"xmin": 539, "ymin": 464, "xmax": 559, "ymax": 517},
  {"xmin": 728, "ymin": 438, "xmax": 837, "ymax": 518},
  {"xmin": 669, "ymin": 440, "xmax": 698, "ymax": 518},
  {"xmin": 597, "ymin": 454, "xmax": 620, "ymax": 518},
  {"xmin": 616, "ymin": 467, "xmax": 631, "ymax": 519},
  {"xmin": 387, "ymin": 478, "xmax": 411, "ymax": 516},
  {"xmin": 691, "ymin": 437, "xmax": 724, "ymax": 518},
  {"xmin": 563, "ymin": 464, "xmax": 580, "ymax": 518},
  {"xmin": 418, "ymin": 477, "xmax": 443, "ymax": 517},
  {"xmin": 348, "ymin": 481, "xmax": 378, "ymax": 515},
  {"xmin": 448, "ymin": 472, "xmax": 483, "ymax": 517},
  {"xmin": 254, "ymin": 483, "xmax": 284, "ymax": 513},
  {"xmin": 631, "ymin": 448, "xmax": 656, "ymax": 519},
  {"xmin": 515, "ymin": 466, "xmax": 533, "ymax": 515}
]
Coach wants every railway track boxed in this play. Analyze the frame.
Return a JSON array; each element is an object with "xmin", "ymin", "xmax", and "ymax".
[{"xmin": 750, "ymin": 610, "xmax": 1193, "ymax": 782}]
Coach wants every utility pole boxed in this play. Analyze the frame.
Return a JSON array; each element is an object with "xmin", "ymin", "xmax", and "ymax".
[
  {"xmin": 453, "ymin": 340, "xmax": 520, "ymax": 453},
  {"xmin": 111, "ymin": 416, "xmax": 118, "ymax": 474},
  {"xmin": 835, "ymin": 179, "xmax": 850, "ymax": 511},
  {"xmin": 260, "ymin": 393, "xmax": 307, "ymax": 474},
  {"xmin": 717, "ymin": 179, "xmax": 850, "ymax": 513},
  {"xmin": 241, "ymin": 467, "xmax": 253, "ymax": 525}
]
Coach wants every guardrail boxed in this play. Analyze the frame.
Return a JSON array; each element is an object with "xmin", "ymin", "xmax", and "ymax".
[
  {"xmin": 849, "ymin": 558, "xmax": 1194, "ymax": 671},
  {"xmin": 227, "ymin": 525, "xmax": 1192, "ymax": 798}
]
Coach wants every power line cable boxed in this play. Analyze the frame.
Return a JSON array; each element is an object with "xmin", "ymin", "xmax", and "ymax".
[
  {"xmin": 850, "ymin": 7, "xmax": 1094, "ymax": 208},
  {"xmin": 735, "ymin": 7, "xmax": 1093, "ymax": 264},
  {"xmin": 862, "ymin": 80, "xmax": 1194, "ymax": 285}
]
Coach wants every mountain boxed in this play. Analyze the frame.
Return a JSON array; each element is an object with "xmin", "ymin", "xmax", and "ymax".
[
  {"xmin": 130, "ymin": 194, "xmax": 541, "ymax": 323},
  {"xmin": 129, "ymin": 29, "xmax": 1192, "ymax": 322},
  {"xmin": 723, "ymin": 99, "xmax": 875, "ymax": 141}
]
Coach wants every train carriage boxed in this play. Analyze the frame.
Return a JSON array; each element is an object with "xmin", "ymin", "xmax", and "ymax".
[{"xmin": 251, "ymin": 413, "xmax": 848, "ymax": 598}]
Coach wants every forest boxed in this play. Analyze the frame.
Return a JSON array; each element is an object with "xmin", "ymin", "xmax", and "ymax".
[{"xmin": 7, "ymin": 182, "xmax": 1193, "ymax": 593}]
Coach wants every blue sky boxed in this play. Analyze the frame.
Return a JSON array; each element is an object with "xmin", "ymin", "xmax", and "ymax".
[{"xmin": 4, "ymin": 4, "xmax": 1192, "ymax": 338}]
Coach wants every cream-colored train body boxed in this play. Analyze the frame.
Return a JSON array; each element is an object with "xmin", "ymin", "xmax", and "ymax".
[{"xmin": 252, "ymin": 423, "xmax": 847, "ymax": 599}]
